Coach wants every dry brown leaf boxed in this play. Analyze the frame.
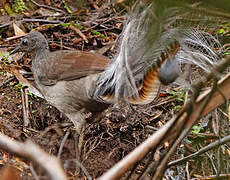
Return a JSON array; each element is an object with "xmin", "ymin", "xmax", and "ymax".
[
  {"xmin": 13, "ymin": 22, "xmax": 26, "ymax": 36},
  {"xmin": 226, "ymin": 148, "xmax": 230, "ymax": 156}
]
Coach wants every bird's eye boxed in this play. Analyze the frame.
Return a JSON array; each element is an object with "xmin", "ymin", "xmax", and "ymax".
[{"xmin": 22, "ymin": 39, "xmax": 28, "ymax": 46}]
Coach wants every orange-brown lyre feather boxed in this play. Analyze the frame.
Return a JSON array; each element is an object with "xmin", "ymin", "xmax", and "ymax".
[
  {"xmin": 100, "ymin": 41, "xmax": 180, "ymax": 104},
  {"xmin": 47, "ymin": 50, "xmax": 111, "ymax": 81},
  {"xmin": 128, "ymin": 41, "xmax": 180, "ymax": 104},
  {"xmin": 127, "ymin": 67, "xmax": 161, "ymax": 104}
]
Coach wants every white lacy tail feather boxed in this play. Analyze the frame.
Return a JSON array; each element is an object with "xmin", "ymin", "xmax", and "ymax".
[
  {"xmin": 94, "ymin": 3, "xmax": 223, "ymax": 104},
  {"xmin": 178, "ymin": 29, "xmax": 222, "ymax": 71},
  {"xmin": 94, "ymin": 6, "xmax": 152, "ymax": 102}
]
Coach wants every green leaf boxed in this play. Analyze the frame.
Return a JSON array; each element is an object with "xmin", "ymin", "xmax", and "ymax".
[
  {"xmin": 192, "ymin": 125, "xmax": 203, "ymax": 134},
  {"xmin": 62, "ymin": 0, "xmax": 72, "ymax": 14},
  {"xmin": 91, "ymin": 30, "xmax": 106, "ymax": 39},
  {"xmin": 61, "ymin": 23, "xmax": 71, "ymax": 27},
  {"xmin": 4, "ymin": 4, "xmax": 15, "ymax": 15},
  {"xmin": 217, "ymin": 28, "xmax": 225, "ymax": 34}
]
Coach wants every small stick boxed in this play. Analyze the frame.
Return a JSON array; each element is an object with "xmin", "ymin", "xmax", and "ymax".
[
  {"xmin": 21, "ymin": 88, "xmax": 30, "ymax": 127},
  {"xmin": 0, "ymin": 77, "xmax": 15, "ymax": 88},
  {"xmin": 69, "ymin": 25, "xmax": 89, "ymax": 43},
  {"xmin": 29, "ymin": 0, "xmax": 65, "ymax": 13},
  {"xmin": 1, "ymin": 19, "xmax": 62, "ymax": 31}
]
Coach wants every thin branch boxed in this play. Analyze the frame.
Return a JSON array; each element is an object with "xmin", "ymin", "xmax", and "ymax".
[
  {"xmin": 168, "ymin": 135, "xmax": 230, "ymax": 167},
  {"xmin": 21, "ymin": 88, "xmax": 30, "ymax": 127},
  {"xmin": 0, "ymin": 19, "xmax": 62, "ymax": 31},
  {"xmin": 57, "ymin": 130, "xmax": 70, "ymax": 159},
  {"xmin": 5, "ymin": 34, "xmax": 26, "ymax": 42},
  {"xmin": 29, "ymin": 0, "xmax": 65, "ymax": 13},
  {"xmin": 0, "ymin": 22, "xmax": 12, "ymax": 29},
  {"xmin": 22, "ymin": 18, "xmax": 62, "ymax": 24},
  {"xmin": 206, "ymin": 151, "xmax": 218, "ymax": 174},
  {"xmin": 0, "ymin": 77, "xmax": 15, "ymax": 88},
  {"xmin": 191, "ymin": 174, "xmax": 230, "ymax": 180}
]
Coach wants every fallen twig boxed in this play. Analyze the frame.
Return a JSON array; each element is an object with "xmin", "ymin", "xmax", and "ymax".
[
  {"xmin": 0, "ymin": 77, "xmax": 15, "ymax": 88},
  {"xmin": 191, "ymin": 174, "xmax": 230, "ymax": 180},
  {"xmin": 0, "ymin": 19, "xmax": 62, "ymax": 31},
  {"xmin": 22, "ymin": 18, "xmax": 62, "ymax": 24},
  {"xmin": 69, "ymin": 24, "xmax": 89, "ymax": 43},
  {"xmin": 4, "ymin": 34, "xmax": 26, "ymax": 42},
  {"xmin": 21, "ymin": 88, "xmax": 30, "ymax": 127}
]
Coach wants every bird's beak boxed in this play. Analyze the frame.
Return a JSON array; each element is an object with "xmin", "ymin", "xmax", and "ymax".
[{"xmin": 10, "ymin": 45, "xmax": 21, "ymax": 55}]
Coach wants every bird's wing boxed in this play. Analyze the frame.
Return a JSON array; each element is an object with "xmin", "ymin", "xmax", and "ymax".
[{"xmin": 46, "ymin": 50, "xmax": 111, "ymax": 82}]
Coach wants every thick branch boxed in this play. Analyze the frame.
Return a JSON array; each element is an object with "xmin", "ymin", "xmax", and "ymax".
[{"xmin": 0, "ymin": 133, "xmax": 67, "ymax": 180}]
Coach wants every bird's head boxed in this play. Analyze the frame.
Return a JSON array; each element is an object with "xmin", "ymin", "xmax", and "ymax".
[{"xmin": 10, "ymin": 31, "xmax": 48, "ymax": 55}]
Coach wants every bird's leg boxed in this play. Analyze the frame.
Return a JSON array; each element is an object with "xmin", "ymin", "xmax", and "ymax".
[
  {"xmin": 66, "ymin": 112, "xmax": 87, "ymax": 161},
  {"xmin": 77, "ymin": 121, "xmax": 86, "ymax": 159},
  {"xmin": 67, "ymin": 110, "xmax": 104, "ymax": 169}
]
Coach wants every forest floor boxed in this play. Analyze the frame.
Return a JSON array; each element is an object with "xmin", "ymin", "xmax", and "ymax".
[{"xmin": 0, "ymin": 0, "xmax": 230, "ymax": 179}]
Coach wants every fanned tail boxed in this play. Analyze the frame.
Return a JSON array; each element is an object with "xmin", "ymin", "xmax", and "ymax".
[{"xmin": 94, "ymin": 1, "xmax": 225, "ymax": 104}]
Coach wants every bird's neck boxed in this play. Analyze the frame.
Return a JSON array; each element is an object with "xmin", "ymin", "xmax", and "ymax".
[
  {"xmin": 34, "ymin": 47, "xmax": 50, "ymax": 61},
  {"xmin": 32, "ymin": 47, "xmax": 51, "ymax": 85}
]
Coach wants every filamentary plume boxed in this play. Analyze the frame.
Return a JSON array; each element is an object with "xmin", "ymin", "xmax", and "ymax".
[{"xmin": 94, "ymin": 1, "xmax": 224, "ymax": 103}]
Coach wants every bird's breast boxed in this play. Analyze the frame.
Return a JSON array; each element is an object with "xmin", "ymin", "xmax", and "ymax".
[{"xmin": 35, "ymin": 74, "xmax": 108, "ymax": 114}]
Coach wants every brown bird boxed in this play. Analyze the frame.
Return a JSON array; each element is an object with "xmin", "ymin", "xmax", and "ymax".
[
  {"xmin": 10, "ymin": 31, "xmax": 179, "ymax": 131},
  {"xmin": 10, "ymin": 2, "xmax": 223, "ymax": 155}
]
